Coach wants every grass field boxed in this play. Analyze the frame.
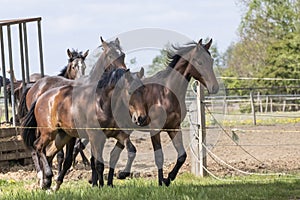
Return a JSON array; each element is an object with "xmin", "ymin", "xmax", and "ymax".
[{"xmin": 1, "ymin": 173, "xmax": 300, "ymax": 200}]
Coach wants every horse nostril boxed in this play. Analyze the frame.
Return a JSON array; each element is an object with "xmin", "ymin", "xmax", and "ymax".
[{"xmin": 137, "ymin": 116, "xmax": 147, "ymax": 125}]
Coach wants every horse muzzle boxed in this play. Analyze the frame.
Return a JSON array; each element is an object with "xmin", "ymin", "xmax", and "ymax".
[{"xmin": 131, "ymin": 113, "xmax": 147, "ymax": 126}]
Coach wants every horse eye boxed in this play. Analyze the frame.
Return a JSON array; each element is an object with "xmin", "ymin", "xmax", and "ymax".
[{"xmin": 194, "ymin": 59, "xmax": 202, "ymax": 65}]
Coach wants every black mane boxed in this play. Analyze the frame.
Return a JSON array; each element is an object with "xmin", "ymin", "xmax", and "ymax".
[
  {"xmin": 167, "ymin": 41, "xmax": 210, "ymax": 69},
  {"xmin": 97, "ymin": 68, "xmax": 127, "ymax": 89},
  {"xmin": 68, "ymin": 49, "xmax": 86, "ymax": 62},
  {"xmin": 57, "ymin": 66, "xmax": 68, "ymax": 77}
]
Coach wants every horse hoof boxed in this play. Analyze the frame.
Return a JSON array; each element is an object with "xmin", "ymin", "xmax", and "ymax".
[
  {"xmin": 91, "ymin": 183, "xmax": 98, "ymax": 187},
  {"xmin": 54, "ymin": 181, "xmax": 62, "ymax": 191},
  {"xmin": 163, "ymin": 178, "xmax": 171, "ymax": 187},
  {"xmin": 88, "ymin": 177, "xmax": 93, "ymax": 184},
  {"xmin": 117, "ymin": 171, "xmax": 130, "ymax": 179}
]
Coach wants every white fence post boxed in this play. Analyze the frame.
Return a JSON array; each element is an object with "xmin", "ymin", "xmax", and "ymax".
[{"xmin": 196, "ymin": 82, "xmax": 207, "ymax": 177}]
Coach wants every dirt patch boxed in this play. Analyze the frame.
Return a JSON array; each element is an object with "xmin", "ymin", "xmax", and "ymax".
[{"xmin": 0, "ymin": 123, "xmax": 300, "ymax": 183}]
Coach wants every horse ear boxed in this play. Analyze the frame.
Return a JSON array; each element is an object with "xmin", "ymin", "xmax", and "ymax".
[
  {"xmin": 67, "ymin": 49, "xmax": 72, "ymax": 59},
  {"xmin": 137, "ymin": 67, "xmax": 144, "ymax": 79},
  {"xmin": 198, "ymin": 39, "xmax": 203, "ymax": 46},
  {"xmin": 115, "ymin": 38, "xmax": 120, "ymax": 46},
  {"xmin": 83, "ymin": 50, "xmax": 89, "ymax": 58},
  {"xmin": 204, "ymin": 39, "xmax": 213, "ymax": 50},
  {"xmin": 100, "ymin": 36, "xmax": 108, "ymax": 49},
  {"xmin": 124, "ymin": 69, "xmax": 131, "ymax": 80}
]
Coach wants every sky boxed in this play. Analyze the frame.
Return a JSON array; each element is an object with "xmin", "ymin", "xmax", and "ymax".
[{"xmin": 0, "ymin": 0, "xmax": 242, "ymax": 78}]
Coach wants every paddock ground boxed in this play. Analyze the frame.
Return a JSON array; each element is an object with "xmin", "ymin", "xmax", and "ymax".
[{"xmin": 0, "ymin": 122, "xmax": 299, "ymax": 187}]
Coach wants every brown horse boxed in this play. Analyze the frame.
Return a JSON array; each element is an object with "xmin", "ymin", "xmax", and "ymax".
[
  {"xmin": 20, "ymin": 37, "xmax": 133, "ymax": 190},
  {"xmin": 117, "ymin": 39, "xmax": 219, "ymax": 186},
  {"xmin": 17, "ymin": 48, "xmax": 89, "ymax": 120},
  {"xmin": 21, "ymin": 68, "xmax": 147, "ymax": 190}
]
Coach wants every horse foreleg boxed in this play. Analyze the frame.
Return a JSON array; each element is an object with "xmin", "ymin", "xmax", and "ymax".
[
  {"xmin": 55, "ymin": 137, "xmax": 76, "ymax": 191},
  {"xmin": 166, "ymin": 131, "xmax": 187, "ymax": 184},
  {"xmin": 79, "ymin": 150, "xmax": 90, "ymax": 166},
  {"xmin": 151, "ymin": 132, "xmax": 166, "ymax": 186},
  {"xmin": 95, "ymin": 160, "xmax": 104, "ymax": 187},
  {"xmin": 90, "ymin": 155, "xmax": 98, "ymax": 186},
  {"xmin": 89, "ymin": 137, "xmax": 105, "ymax": 187},
  {"xmin": 117, "ymin": 137, "xmax": 136, "ymax": 179},
  {"xmin": 108, "ymin": 140, "xmax": 125, "ymax": 186}
]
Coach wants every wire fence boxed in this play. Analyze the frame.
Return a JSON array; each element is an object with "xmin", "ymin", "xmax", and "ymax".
[{"xmin": 188, "ymin": 86, "xmax": 300, "ymax": 181}]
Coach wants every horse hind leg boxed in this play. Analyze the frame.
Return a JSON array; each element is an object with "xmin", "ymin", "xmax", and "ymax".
[
  {"xmin": 29, "ymin": 147, "xmax": 43, "ymax": 188},
  {"xmin": 34, "ymin": 133, "xmax": 54, "ymax": 190},
  {"xmin": 55, "ymin": 137, "xmax": 76, "ymax": 191},
  {"xmin": 117, "ymin": 137, "xmax": 136, "ymax": 179},
  {"xmin": 38, "ymin": 151, "xmax": 53, "ymax": 190},
  {"xmin": 32, "ymin": 136, "xmax": 53, "ymax": 189}
]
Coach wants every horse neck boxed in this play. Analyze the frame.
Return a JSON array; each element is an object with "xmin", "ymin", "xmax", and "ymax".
[
  {"xmin": 87, "ymin": 54, "xmax": 108, "ymax": 83},
  {"xmin": 164, "ymin": 57, "xmax": 191, "ymax": 100},
  {"xmin": 65, "ymin": 68, "xmax": 72, "ymax": 79}
]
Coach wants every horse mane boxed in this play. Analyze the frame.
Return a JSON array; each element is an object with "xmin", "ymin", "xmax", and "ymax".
[
  {"xmin": 68, "ymin": 49, "xmax": 86, "ymax": 62},
  {"xmin": 144, "ymin": 41, "xmax": 212, "ymax": 81},
  {"xmin": 57, "ymin": 66, "xmax": 68, "ymax": 77},
  {"xmin": 0, "ymin": 76, "xmax": 10, "ymax": 86},
  {"xmin": 97, "ymin": 68, "xmax": 127, "ymax": 89},
  {"xmin": 167, "ymin": 41, "xmax": 211, "ymax": 69}
]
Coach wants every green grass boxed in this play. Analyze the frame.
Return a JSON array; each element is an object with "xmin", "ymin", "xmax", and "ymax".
[{"xmin": 1, "ymin": 173, "xmax": 300, "ymax": 200}]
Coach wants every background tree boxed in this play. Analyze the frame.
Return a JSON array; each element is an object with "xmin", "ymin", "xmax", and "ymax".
[{"xmin": 222, "ymin": 0, "xmax": 300, "ymax": 95}]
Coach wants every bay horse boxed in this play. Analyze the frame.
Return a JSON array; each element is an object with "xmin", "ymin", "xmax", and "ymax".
[
  {"xmin": 21, "ymin": 67, "xmax": 147, "ymax": 190},
  {"xmin": 20, "ymin": 37, "xmax": 133, "ymax": 190},
  {"xmin": 18, "ymin": 39, "xmax": 124, "ymax": 174},
  {"xmin": 117, "ymin": 39, "xmax": 219, "ymax": 186}
]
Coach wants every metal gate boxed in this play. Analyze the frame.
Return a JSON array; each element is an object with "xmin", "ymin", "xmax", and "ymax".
[{"xmin": 0, "ymin": 17, "xmax": 45, "ymax": 126}]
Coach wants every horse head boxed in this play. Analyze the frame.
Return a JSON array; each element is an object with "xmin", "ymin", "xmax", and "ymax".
[
  {"xmin": 66, "ymin": 49, "xmax": 89, "ymax": 79},
  {"xmin": 104, "ymin": 68, "xmax": 147, "ymax": 127},
  {"xmin": 184, "ymin": 39, "xmax": 219, "ymax": 94},
  {"xmin": 100, "ymin": 37, "xmax": 127, "ymax": 71}
]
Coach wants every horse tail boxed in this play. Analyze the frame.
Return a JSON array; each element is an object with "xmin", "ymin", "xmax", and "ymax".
[
  {"xmin": 21, "ymin": 101, "xmax": 37, "ymax": 148},
  {"xmin": 17, "ymin": 87, "xmax": 30, "ymax": 121}
]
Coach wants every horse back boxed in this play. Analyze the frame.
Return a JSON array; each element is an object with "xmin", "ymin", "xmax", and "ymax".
[{"xmin": 26, "ymin": 76, "xmax": 75, "ymax": 109}]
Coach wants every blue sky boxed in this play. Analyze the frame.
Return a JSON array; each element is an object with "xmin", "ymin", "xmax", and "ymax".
[{"xmin": 0, "ymin": 0, "xmax": 242, "ymax": 77}]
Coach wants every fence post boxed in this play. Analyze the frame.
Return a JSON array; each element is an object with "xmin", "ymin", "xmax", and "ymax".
[
  {"xmin": 196, "ymin": 82, "xmax": 207, "ymax": 177},
  {"xmin": 250, "ymin": 91, "xmax": 256, "ymax": 125}
]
